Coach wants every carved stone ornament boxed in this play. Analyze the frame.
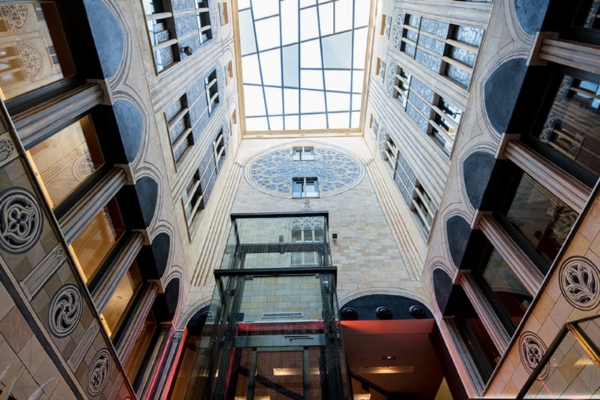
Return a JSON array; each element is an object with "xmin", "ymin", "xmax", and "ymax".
[
  {"xmin": 48, "ymin": 284, "xmax": 83, "ymax": 338},
  {"xmin": 560, "ymin": 256, "xmax": 600, "ymax": 310},
  {"xmin": 0, "ymin": 187, "xmax": 43, "ymax": 254},
  {"xmin": 392, "ymin": 13, "xmax": 404, "ymax": 51},
  {"xmin": 87, "ymin": 349, "xmax": 111, "ymax": 397},
  {"xmin": 519, "ymin": 332, "xmax": 549, "ymax": 379},
  {"xmin": 0, "ymin": 4, "xmax": 28, "ymax": 31},
  {"xmin": 0, "ymin": 139, "xmax": 14, "ymax": 163},
  {"xmin": 16, "ymin": 43, "xmax": 42, "ymax": 79}
]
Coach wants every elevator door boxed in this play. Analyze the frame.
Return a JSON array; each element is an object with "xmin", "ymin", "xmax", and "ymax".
[{"xmin": 229, "ymin": 347, "xmax": 323, "ymax": 400}]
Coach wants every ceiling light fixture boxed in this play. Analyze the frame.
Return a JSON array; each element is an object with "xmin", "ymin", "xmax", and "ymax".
[
  {"xmin": 382, "ymin": 356, "xmax": 396, "ymax": 360},
  {"xmin": 358, "ymin": 366, "xmax": 414, "ymax": 374}
]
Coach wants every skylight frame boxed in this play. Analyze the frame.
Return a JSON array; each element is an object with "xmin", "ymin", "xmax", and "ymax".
[{"xmin": 234, "ymin": 0, "xmax": 375, "ymax": 134}]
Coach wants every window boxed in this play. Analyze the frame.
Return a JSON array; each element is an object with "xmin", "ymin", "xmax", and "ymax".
[
  {"xmin": 398, "ymin": 14, "xmax": 483, "ymax": 88},
  {"xmin": 378, "ymin": 59, "xmax": 386, "ymax": 79},
  {"xmin": 381, "ymin": 14, "xmax": 392, "ymax": 37},
  {"xmin": 219, "ymin": 2, "xmax": 229, "ymax": 25},
  {"xmin": 205, "ymin": 69, "xmax": 219, "ymax": 115},
  {"xmin": 182, "ymin": 170, "xmax": 204, "ymax": 230},
  {"xmin": 292, "ymin": 177, "xmax": 319, "ymax": 198},
  {"xmin": 411, "ymin": 182, "xmax": 437, "ymax": 235},
  {"xmin": 100, "ymin": 261, "xmax": 143, "ymax": 337},
  {"xmin": 291, "ymin": 226, "xmax": 324, "ymax": 266},
  {"xmin": 196, "ymin": 0, "xmax": 212, "ymax": 44},
  {"xmin": 232, "ymin": 109, "xmax": 237, "ymax": 125},
  {"xmin": 166, "ymin": 94, "xmax": 194, "ymax": 164},
  {"xmin": 0, "ymin": 2, "xmax": 75, "ymax": 101},
  {"xmin": 292, "ymin": 146, "xmax": 315, "ymax": 161},
  {"xmin": 70, "ymin": 198, "xmax": 125, "ymax": 283},
  {"xmin": 27, "ymin": 115, "xmax": 104, "ymax": 208},
  {"xmin": 533, "ymin": 74, "xmax": 600, "ymax": 178},
  {"xmin": 213, "ymin": 129, "xmax": 226, "ymax": 171},
  {"xmin": 143, "ymin": 0, "xmax": 178, "ymax": 72},
  {"xmin": 392, "ymin": 63, "xmax": 463, "ymax": 155},
  {"xmin": 225, "ymin": 60, "xmax": 233, "ymax": 83},
  {"xmin": 372, "ymin": 117, "xmax": 379, "ymax": 135},
  {"xmin": 123, "ymin": 311, "xmax": 158, "ymax": 384}
]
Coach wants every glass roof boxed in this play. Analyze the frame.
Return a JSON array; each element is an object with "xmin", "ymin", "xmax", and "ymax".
[{"xmin": 238, "ymin": 0, "xmax": 371, "ymax": 131}]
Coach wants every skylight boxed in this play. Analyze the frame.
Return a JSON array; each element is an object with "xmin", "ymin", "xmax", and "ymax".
[{"xmin": 237, "ymin": 0, "xmax": 371, "ymax": 131}]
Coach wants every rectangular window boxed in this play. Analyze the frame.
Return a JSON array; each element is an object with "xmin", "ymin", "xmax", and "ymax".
[
  {"xmin": 0, "ymin": 2, "xmax": 75, "ymax": 101},
  {"xmin": 292, "ymin": 146, "xmax": 315, "ymax": 161},
  {"xmin": 100, "ymin": 261, "xmax": 143, "ymax": 337},
  {"xmin": 182, "ymin": 170, "xmax": 204, "ymax": 230},
  {"xmin": 166, "ymin": 94, "xmax": 193, "ymax": 164},
  {"xmin": 430, "ymin": 97, "xmax": 462, "ymax": 155},
  {"xmin": 225, "ymin": 60, "xmax": 233, "ymax": 83},
  {"xmin": 213, "ymin": 129, "xmax": 226, "ymax": 171},
  {"xmin": 380, "ymin": 60, "xmax": 386, "ymax": 79},
  {"xmin": 292, "ymin": 177, "xmax": 319, "ymax": 198},
  {"xmin": 372, "ymin": 118, "xmax": 379, "ymax": 135},
  {"xmin": 291, "ymin": 227, "xmax": 324, "ymax": 266},
  {"xmin": 197, "ymin": 0, "xmax": 212, "ymax": 44},
  {"xmin": 219, "ymin": 2, "xmax": 229, "ymax": 25},
  {"xmin": 381, "ymin": 15, "xmax": 392, "ymax": 37},
  {"xmin": 143, "ymin": 0, "xmax": 178, "ymax": 72},
  {"xmin": 70, "ymin": 198, "xmax": 125, "ymax": 283},
  {"xmin": 123, "ymin": 311, "xmax": 158, "ymax": 383},
  {"xmin": 398, "ymin": 14, "xmax": 483, "ymax": 88},
  {"xmin": 205, "ymin": 69, "xmax": 219, "ymax": 115},
  {"xmin": 27, "ymin": 115, "xmax": 104, "ymax": 208},
  {"xmin": 232, "ymin": 109, "xmax": 237, "ymax": 125},
  {"xmin": 393, "ymin": 67, "xmax": 411, "ymax": 108},
  {"xmin": 411, "ymin": 182, "xmax": 437, "ymax": 236}
]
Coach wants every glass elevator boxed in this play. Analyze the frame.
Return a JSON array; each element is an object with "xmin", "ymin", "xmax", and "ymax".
[{"xmin": 182, "ymin": 212, "xmax": 350, "ymax": 399}]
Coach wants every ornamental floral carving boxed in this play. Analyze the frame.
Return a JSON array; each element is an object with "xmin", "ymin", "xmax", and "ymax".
[
  {"xmin": 519, "ymin": 332, "xmax": 549, "ymax": 379},
  {"xmin": 0, "ymin": 187, "xmax": 43, "ymax": 254},
  {"xmin": 0, "ymin": 138, "xmax": 14, "ymax": 162},
  {"xmin": 560, "ymin": 256, "xmax": 600, "ymax": 310},
  {"xmin": 392, "ymin": 13, "xmax": 404, "ymax": 51},
  {"xmin": 88, "ymin": 349, "xmax": 111, "ymax": 396},
  {"xmin": 48, "ymin": 284, "xmax": 83, "ymax": 338},
  {"xmin": 16, "ymin": 43, "xmax": 43, "ymax": 79},
  {"xmin": 0, "ymin": 4, "xmax": 28, "ymax": 31}
]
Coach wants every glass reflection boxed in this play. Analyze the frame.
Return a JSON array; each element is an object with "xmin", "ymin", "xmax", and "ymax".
[
  {"xmin": 536, "ymin": 75, "xmax": 600, "ymax": 177},
  {"xmin": 0, "ymin": 2, "xmax": 74, "ymax": 100},
  {"xmin": 28, "ymin": 115, "xmax": 103, "ymax": 207},
  {"xmin": 101, "ymin": 261, "xmax": 142, "ymax": 337},
  {"xmin": 504, "ymin": 173, "xmax": 578, "ymax": 264}
]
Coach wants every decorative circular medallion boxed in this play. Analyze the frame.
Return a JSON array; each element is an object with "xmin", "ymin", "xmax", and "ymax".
[
  {"xmin": 519, "ymin": 332, "xmax": 548, "ymax": 379},
  {"xmin": 559, "ymin": 256, "xmax": 600, "ymax": 310},
  {"xmin": 16, "ymin": 43, "xmax": 42, "ymax": 79},
  {"xmin": 341, "ymin": 307, "xmax": 358, "ymax": 320},
  {"xmin": 87, "ymin": 349, "xmax": 111, "ymax": 397},
  {"xmin": 408, "ymin": 305, "xmax": 426, "ymax": 319},
  {"xmin": 392, "ymin": 13, "xmax": 404, "ymax": 51},
  {"xmin": 0, "ymin": 138, "xmax": 14, "ymax": 163},
  {"xmin": 246, "ymin": 146, "xmax": 364, "ymax": 198},
  {"xmin": 376, "ymin": 306, "xmax": 392, "ymax": 320},
  {"xmin": 0, "ymin": 187, "xmax": 43, "ymax": 254},
  {"xmin": 48, "ymin": 284, "xmax": 83, "ymax": 338}
]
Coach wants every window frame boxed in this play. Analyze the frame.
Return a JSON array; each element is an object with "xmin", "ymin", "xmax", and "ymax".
[
  {"xmin": 292, "ymin": 146, "xmax": 315, "ymax": 161},
  {"xmin": 196, "ymin": 0, "xmax": 213, "ymax": 45},
  {"xmin": 292, "ymin": 177, "xmax": 319, "ymax": 198}
]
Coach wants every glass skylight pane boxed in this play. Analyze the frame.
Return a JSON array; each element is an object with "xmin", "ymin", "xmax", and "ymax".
[
  {"xmin": 300, "ymin": 0, "xmax": 316, "ymax": 7},
  {"xmin": 300, "ymin": 7, "xmax": 319, "ymax": 40},
  {"xmin": 260, "ymin": 49, "xmax": 282, "ymax": 86},
  {"xmin": 354, "ymin": 0, "xmax": 370, "ymax": 27},
  {"xmin": 322, "ymin": 31, "xmax": 353, "ymax": 69},
  {"xmin": 329, "ymin": 112, "xmax": 350, "ymax": 129},
  {"xmin": 265, "ymin": 87, "xmax": 283, "ymax": 115},
  {"xmin": 352, "ymin": 94, "xmax": 362, "ymax": 110},
  {"xmin": 269, "ymin": 116, "xmax": 284, "ymax": 130},
  {"xmin": 351, "ymin": 111, "xmax": 361, "ymax": 128},
  {"xmin": 255, "ymin": 17, "xmax": 280, "ymax": 50},
  {"xmin": 242, "ymin": 54, "xmax": 261, "ymax": 84},
  {"xmin": 300, "ymin": 40, "xmax": 322, "ymax": 68},
  {"xmin": 238, "ymin": 0, "xmax": 250, "ymax": 10},
  {"xmin": 352, "ymin": 70, "xmax": 364, "ymax": 92},
  {"xmin": 301, "ymin": 114, "xmax": 327, "ymax": 129},
  {"xmin": 319, "ymin": 3, "xmax": 334, "ymax": 36},
  {"xmin": 283, "ymin": 45, "xmax": 299, "ymax": 88},
  {"xmin": 252, "ymin": 0, "xmax": 279, "ymax": 20},
  {"xmin": 284, "ymin": 89, "xmax": 299, "ymax": 113},
  {"xmin": 334, "ymin": 0, "xmax": 353, "ymax": 33},
  {"xmin": 353, "ymin": 27, "xmax": 368, "ymax": 69},
  {"xmin": 281, "ymin": 0, "xmax": 299, "ymax": 45},
  {"xmin": 301, "ymin": 70, "xmax": 324, "ymax": 90},
  {"xmin": 326, "ymin": 92, "xmax": 350, "ymax": 111},
  {"xmin": 244, "ymin": 85, "xmax": 266, "ymax": 116},
  {"xmin": 246, "ymin": 117, "xmax": 269, "ymax": 131},
  {"xmin": 301, "ymin": 90, "xmax": 325, "ymax": 113},
  {"xmin": 324, "ymin": 70, "xmax": 351, "ymax": 92},
  {"xmin": 286, "ymin": 116, "xmax": 299, "ymax": 130},
  {"xmin": 239, "ymin": 10, "xmax": 257, "ymax": 55}
]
